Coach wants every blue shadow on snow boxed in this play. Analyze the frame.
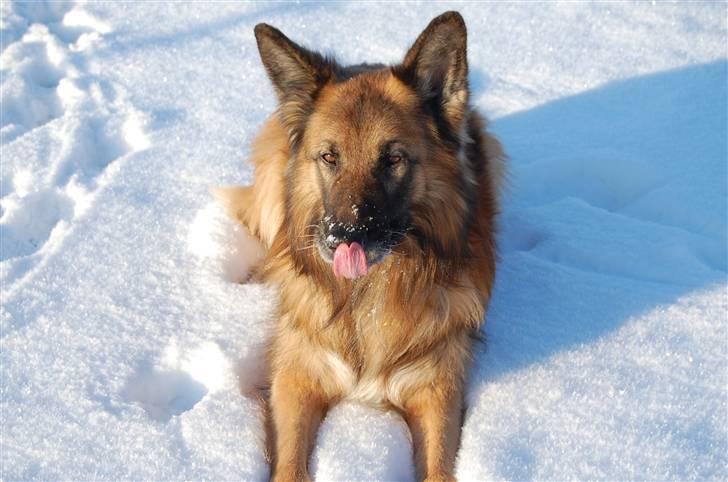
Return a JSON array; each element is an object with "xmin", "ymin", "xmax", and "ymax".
[{"xmin": 469, "ymin": 60, "xmax": 727, "ymax": 390}]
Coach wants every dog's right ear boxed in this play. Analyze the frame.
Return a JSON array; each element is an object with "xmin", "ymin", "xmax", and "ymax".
[{"xmin": 254, "ymin": 24, "xmax": 338, "ymax": 146}]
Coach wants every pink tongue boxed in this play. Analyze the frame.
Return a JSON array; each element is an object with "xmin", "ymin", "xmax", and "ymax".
[{"xmin": 332, "ymin": 242, "xmax": 368, "ymax": 279}]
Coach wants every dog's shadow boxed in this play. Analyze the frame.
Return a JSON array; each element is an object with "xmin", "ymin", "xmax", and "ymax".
[{"xmin": 470, "ymin": 59, "xmax": 726, "ymax": 385}]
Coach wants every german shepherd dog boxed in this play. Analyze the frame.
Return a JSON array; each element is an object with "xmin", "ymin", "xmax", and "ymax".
[{"xmin": 217, "ymin": 11, "xmax": 504, "ymax": 481}]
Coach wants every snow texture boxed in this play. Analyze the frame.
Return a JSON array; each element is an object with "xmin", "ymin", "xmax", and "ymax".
[{"xmin": 1, "ymin": 1, "xmax": 726, "ymax": 480}]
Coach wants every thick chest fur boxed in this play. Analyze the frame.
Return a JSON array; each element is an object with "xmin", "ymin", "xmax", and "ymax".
[{"xmin": 270, "ymin": 254, "xmax": 486, "ymax": 409}]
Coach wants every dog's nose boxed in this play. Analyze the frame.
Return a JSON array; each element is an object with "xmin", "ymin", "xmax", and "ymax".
[{"xmin": 324, "ymin": 221, "xmax": 368, "ymax": 250}]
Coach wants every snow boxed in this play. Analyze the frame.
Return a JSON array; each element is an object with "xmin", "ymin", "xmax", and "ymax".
[{"xmin": 1, "ymin": 1, "xmax": 726, "ymax": 480}]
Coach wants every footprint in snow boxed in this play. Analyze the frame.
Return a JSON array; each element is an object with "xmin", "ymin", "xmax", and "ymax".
[
  {"xmin": 0, "ymin": 0, "xmax": 149, "ymax": 290},
  {"xmin": 124, "ymin": 341, "xmax": 231, "ymax": 422}
]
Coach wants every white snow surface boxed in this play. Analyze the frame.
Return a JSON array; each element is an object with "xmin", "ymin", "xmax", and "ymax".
[{"xmin": 1, "ymin": 1, "xmax": 726, "ymax": 480}]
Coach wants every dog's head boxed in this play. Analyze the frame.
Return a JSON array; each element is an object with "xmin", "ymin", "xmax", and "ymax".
[{"xmin": 255, "ymin": 12, "xmax": 473, "ymax": 280}]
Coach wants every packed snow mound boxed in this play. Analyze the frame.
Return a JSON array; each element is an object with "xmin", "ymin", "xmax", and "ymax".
[
  {"xmin": 187, "ymin": 200, "xmax": 264, "ymax": 283},
  {"xmin": 1, "ymin": 1, "xmax": 726, "ymax": 480}
]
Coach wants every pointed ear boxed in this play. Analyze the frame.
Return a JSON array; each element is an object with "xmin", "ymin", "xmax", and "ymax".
[
  {"xmin": 395, "ymin": 11, "xmax": 469, "ymax": 131},
  {"xmin": 254, "ymin": 23, "xmax": 338, "ymax": 146}
]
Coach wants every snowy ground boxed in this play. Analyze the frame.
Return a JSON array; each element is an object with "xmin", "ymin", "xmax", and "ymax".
[{"xmin": 1, "ymin": 1, "xmax": 726, "ymax": 480}]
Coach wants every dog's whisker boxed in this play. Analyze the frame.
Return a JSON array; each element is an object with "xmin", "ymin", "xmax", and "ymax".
[{"xmin": 295, "ymin": 244, "xmax": 319, "ymax": 252}]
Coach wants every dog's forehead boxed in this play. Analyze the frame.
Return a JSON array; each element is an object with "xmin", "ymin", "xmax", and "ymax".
[{"xmin": 310, "ymin": 73, "xmax": 421, "ymax": 157}]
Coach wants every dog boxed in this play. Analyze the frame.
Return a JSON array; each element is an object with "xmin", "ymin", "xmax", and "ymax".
[{"xmin": 216, "ymin": 11, "xmax": 505, "ymax": 481}]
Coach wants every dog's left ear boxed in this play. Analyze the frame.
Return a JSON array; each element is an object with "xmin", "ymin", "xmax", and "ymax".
[
  {"xmin": 395, "ymin": 11, "xmax": 469, "ymax": 131},
  {"xmin": 254, "ymin": 23, "xmax": 338, "ymax": 146}
]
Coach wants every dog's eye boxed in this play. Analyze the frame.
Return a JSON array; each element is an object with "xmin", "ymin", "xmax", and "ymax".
[
  {"xmin": 387, "ymin": 154, "xmax": 404, "ymax": 167},
  {"xmin": 321, "ymin": 153, "xmax": 337, "ymax": 166}
]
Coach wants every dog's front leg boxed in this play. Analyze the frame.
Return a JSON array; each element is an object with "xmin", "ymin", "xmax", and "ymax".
[
  {"xmin": 403, "ymin": 377, "xmax": 464, "ymax": 482},
  {"xmin": 269, "ymin": 366, "xmax": 327, "ymax": 482}
]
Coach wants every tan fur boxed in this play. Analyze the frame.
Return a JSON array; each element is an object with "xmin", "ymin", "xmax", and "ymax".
[
  {"xmin": 215, "ymin": 116, "xmax": 288, "ymax": 248},
  {"xmin": 218, "ymin": 12, "xmax": 505, "ymax": 482}
]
